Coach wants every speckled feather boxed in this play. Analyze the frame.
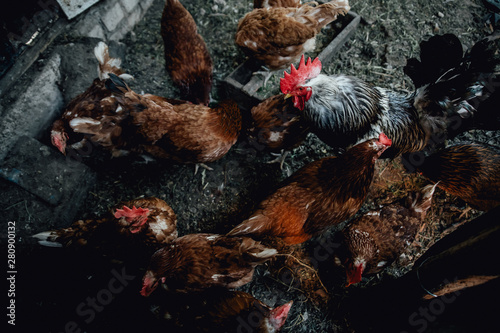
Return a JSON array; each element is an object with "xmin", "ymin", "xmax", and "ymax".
[
  {"xmin": 51, "ymin": 42, "xmax": 131, "ymax": 155},
  {"xmin": 32, "ymin": 197, "xmax": 177, "ymax": 259},
  {"xmin": 338, "ymin": 184, "xmax": 437, "ymax": 283},
  {"xmin": 283, "ymin": 34, "xmax": 500, "ymax": 157},
  {"xmin": 142, "ymin": 234, "xmax": 277, "ymax": 295}
]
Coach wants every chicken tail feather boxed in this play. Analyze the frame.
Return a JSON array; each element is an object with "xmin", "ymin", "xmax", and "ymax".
[
  {"xmin": 94, "ymin": 41, "xmax": 133, "ymax": 81},
  {"xmin": 32, "ymin": 231, "xmax": 63, "ymax": 247},
  {"xmin": 105, "ymin": 73, "xmax": 130, "ymax": 95}
]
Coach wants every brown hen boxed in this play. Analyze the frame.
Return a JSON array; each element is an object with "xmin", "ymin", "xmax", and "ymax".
[
  {"xmin": 227, "ymin": 133, "xmax": 392, "ymax": 245},
  {"xmin": 32, "ymin": 197, "xmax": 177, "ymax": 261},
  {"xmin": 155, "ymin": 288, "xmax": 292, "ymax": 333},
  {"xmin": 161, "ymin": 0, "xmax": 213, "ymax": 105},
  {"xmin": 235, "ymin": 0, "xmax": 350, "ymax": 71},
  {"xmin": 417, "ymin": 143, "xmax": 500, "ymax": 211},
  {"xmin": 254, "ymin": 0, "xmax": 301, "ymax": 8},
  {"xmin": 50, "ymin": 42, "xmax": 133, "ymax": 156},
  {"xmin": 140, "ymin": 233, "xmax": 276, "ymax": 296},
  {"xmin": 337, "ymin": 183, "xmax": 438, "ymax": 286},
  {"xmin": 246, "ymin": 94, "xmax": 310, "ymax": 167},
  {"xmin": 74, "ymin": 73, "xmax": 241, "ymax": 166}
]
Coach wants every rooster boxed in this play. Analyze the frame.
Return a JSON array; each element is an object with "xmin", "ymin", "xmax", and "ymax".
[
  {"xmin": 246, "ymin": 94, "xmax": 310, "ymax": 168},
  {"xmin": 417, "ymin": 143, "xmax": 500, "ymax": 212},
  {"xmin": 280, "ymin": 34, "xmax": 500, "ymax": 157},
  {"xmin": 71, "ymin": 73, "xmax": 241, "ymax": 168},
  {"xmin": 50, "ymin": 41, "xmax": 133, "ymax": 156},
  {"xmin": 161, "ymin": 0, "xmax": 213, "ymax": 105},
  {"xmin": 336, "ymin": 183, "xmax": 438, "ymax": 287},
  {"xmin": 32, "ymin": 197, "xmax": 177, "ymax": 261},
  {"xmin": 140, "ymin": 233, "xmax": 277, "ymax": 296},
  {"xmin": 155, "ymin": 288, "xmax": 292, "ymax": 332},
  {"xmin": 235, "ymin": 0, "xmax": 350, "ymax": 79},
  {"xmin": 227, "ymin": 133, "xmax": 392, "ymax": 245}
]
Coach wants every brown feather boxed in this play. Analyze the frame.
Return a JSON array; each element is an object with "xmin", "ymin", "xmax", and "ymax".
[
  {"xmin": 161, "ymin": 0, "xmax": 213, "ymax": 105},
  {"xmin": 418, "ymin": 143, "xmax": 500, "ymax": 211},
  {"xmin": 227, "ymin": 135, "xmax": 391, "ymax": 244},
  {"xmin": 141, "ymin": 234, "xmax": 276, "ymax": 295}
]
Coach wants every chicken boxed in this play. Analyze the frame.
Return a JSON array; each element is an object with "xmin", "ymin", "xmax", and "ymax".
[
  {"xmin": 280, "ymin": 34, "xmax": 500, "ymax": 157},
  {"xmin": 72, "ymin": 73, "xmax": 241, "ymax": 166},
  {"xmin": 235, "ymin": 0, "xmax": 350, "ymax": 71},
  {"xmin": 336, "ymin": 183, "xmax": 438, "ymax": 287},
  {"xmin": 140, "ymin": 233, "xmax": 277, "ymax": 296},
  {"xmin": 161, "ymin": 0, "xmax": 213, "ymax": 105},
  {"xmin": 246, "ymin": 94, "xmax": 310, "ymax": 167},
  {"xmin": 50, "ymin": 41, "xmax": 133, "ymax": 155},
  {"xmin": 254, "ymin": 0, "xmax": 301, "ymax": 8},
  {"xmin": 227, "ymin": 133, "xmax": 392, "ymax": 245},
  {"xmin": 32, "ymin": 197, "xmax": 177, "ymax": 260},
  {"xmin": 155, "ymin": 288, "xmax": 292, "ymax": 332},
  {"xmin": 416, "ymin": 143, "xmax": 500, "ymax": 211}
]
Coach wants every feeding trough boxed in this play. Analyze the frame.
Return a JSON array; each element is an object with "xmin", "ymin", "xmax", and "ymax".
[{"xmin": 224, "ymin": 11, "xmax": 361, "ymax": 111}]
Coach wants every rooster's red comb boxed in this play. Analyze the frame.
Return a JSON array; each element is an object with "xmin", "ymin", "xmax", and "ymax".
[
  {"xmin": 280, "ymin": 55, "xmax": 322, "ymax": 94},
  {"xmin": 378, "ymin": 133, "xmax": 392, "ymax": 146},
  {"xmin": 114, "ymin": 205, "xmax": 150, "ymax": 220}
]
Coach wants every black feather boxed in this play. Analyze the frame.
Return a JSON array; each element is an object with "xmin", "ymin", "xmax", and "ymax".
[{"xmin": 105, "ymin": 73, "xmax": 128, "ymax": 94}]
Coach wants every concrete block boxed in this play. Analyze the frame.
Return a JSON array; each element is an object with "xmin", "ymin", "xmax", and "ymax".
[
  {"xmin": 73, "ymin": 12, "xmax": 106, "ymax": 39},
  {"xmin": 0, "ymin": 136, "xmax": 96, "ymax": 206},
  {"xmin": 0, "ymin": 136, "xmax": 96, "ymax": 240},
  {"xmin": 102, "ymin": 2, "xmax": 126, "ymax": 32},
  {"xmin": 139, "ymin": 0, "xmax": 155, "ymax": 12},
  {"xmin": 126, "ymin": 5, "xmax": 143, "ymax": 28},
  {"xmin": 0, "ymin": 54, "xmax": 63, "ymax": 163},
  {"xmin": 120, "ymin": 0, "xmax": 140, "ymax": 13}
]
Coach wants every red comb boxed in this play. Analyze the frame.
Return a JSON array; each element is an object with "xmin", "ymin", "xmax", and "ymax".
[
  {"xmin": 378, "ymin": 133, "xmax": 392, "ymax": 146},
  {"xmin": 114, "ymin": 205, "xmax": 150, "ymax": 232},
  {"xmin": 280, "ymin": 55, "xmax": 322, "ymax": 94}
]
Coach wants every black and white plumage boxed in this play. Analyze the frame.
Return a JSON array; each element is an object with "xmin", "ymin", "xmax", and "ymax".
[{"xmin": 280, "ymin": 34, "xmax": 500, "ymax": 157}]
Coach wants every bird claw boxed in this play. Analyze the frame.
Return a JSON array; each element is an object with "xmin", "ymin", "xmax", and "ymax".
[
  {"xmin": 194, "ymin": 163, "xmax": 214, "ymax": 175},
  {"xmin": 266, "ymin": 150, "xmax": 290, "ymax": 170}
]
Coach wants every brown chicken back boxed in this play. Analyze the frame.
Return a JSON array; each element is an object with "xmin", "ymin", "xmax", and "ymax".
[
  {"xmin": 417, "ymin": 143, "xmax": 500, "ymax": 211},
  {"xmin": 32, "ymin": 197, "xmax": 177, "ymax": 260},
  {"xmin": 140, "ymin": 233, "xmax": 277, "ymax": 296},
  {"xmin": 161, "ymin": 0, "xmax": 213, "ymax": 105},
  {"xmin": 254, "ymin": 0, "xmax": 301, "ymax": 8},
  {"xmin": 246, "ymin": 94, "xmax": 310, "ymax": 166},
  {"xmin": 227, "ymin": 133, "xmax": 392, "ymax": 245},
  {"xmin": 78, "ymin": 74, "xmax": 242, "ymax": 165},
  {"xmin": 337, "ymin": 183, "xmax": 438, "ymax": 286},
  {"xmin": 235, "ymin": 0, "xmax": 350, "ymax": 70},
  {"xmin": 155, "ymin": 288, "xmax": 292, "ymax": 333}
]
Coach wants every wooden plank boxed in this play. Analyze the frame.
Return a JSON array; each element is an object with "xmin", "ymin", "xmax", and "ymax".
[{"xmin": 0, "ymin": 18, "xmax": 67, "ymax": 98}]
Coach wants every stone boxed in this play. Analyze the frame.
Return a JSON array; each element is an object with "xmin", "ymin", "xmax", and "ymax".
[
  {"xmin": 0, "ymin": 136, "xmax": 96, "ymax": 240},
  {"xmin": 101, "ymin": 2, "xmax": 126, "ymax": 32},
  {"xmin": 0, "ymin": 54, "xmax": 63, "ymax": 163}
]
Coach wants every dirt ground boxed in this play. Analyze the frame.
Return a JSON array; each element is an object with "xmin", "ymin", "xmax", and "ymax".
[{"xmin": 7, "ymin": 0, "xmax": 500, "ymax": 332}]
